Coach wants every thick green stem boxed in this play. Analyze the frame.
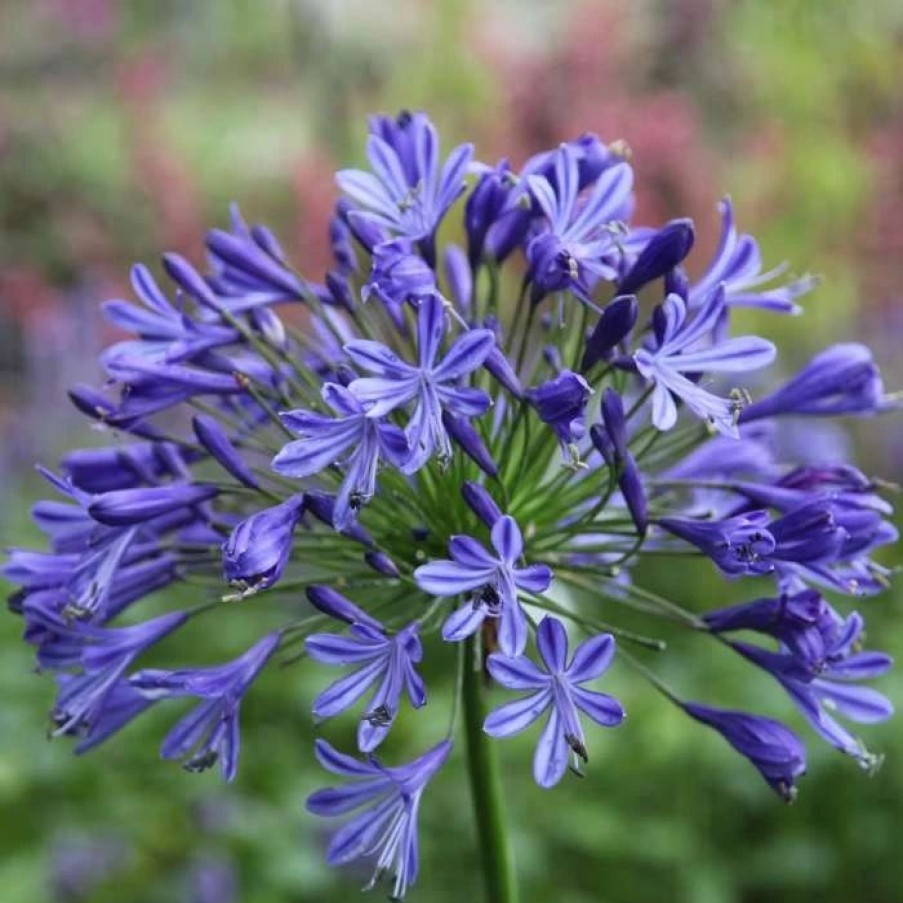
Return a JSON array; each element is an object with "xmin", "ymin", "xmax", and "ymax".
[{"xmin": 462, "ymin": 636, "xmax": 519, "ymax": 903}]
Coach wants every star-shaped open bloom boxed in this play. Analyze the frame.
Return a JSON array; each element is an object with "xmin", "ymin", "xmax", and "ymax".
[
  {"xmin": 306, "ymin": 621, "xmax": 426, "ymax": 752},
  {"xmin": 635, "ymin": 287, "xmax": 776, "ymax": 436},
  {"xmin": 130, "ymin": 631, "xmax": 281, "ymax": 782},
  {"xmin": 346, "ymin": 295, "xmax": 495, "ymax": 472},
  {"xmin": 484, "ymin": 617, "xmax": 624, "ymax": 788},
  {"xmin": 414, "ymin": 515, "xmax": 551, "ymax": 656},
  {"xmin": 271, "ymin": 384, "xmax": 408, "ymax": 529},
  {"xmin": 306, "ymin": 738, "xmax": 451, "ymax": 901},
  {"xmin": 525, "ymin": 144, "xmax": 634, "ymax": 304},
  {"xmin": 336, "ymin": 111, "xmax": 473, "ymax": 261}
]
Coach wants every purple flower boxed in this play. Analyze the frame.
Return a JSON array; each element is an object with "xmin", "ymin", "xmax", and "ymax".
[
  {"xmin": 683, "ymin": 703, "xmax": 806, "ymax": 801},
  {"xmin": 690, "ymin": 197, "xmax": 816, "ymax": 314},
  {"xmin": 525, "ymin": 145, "xmax": 633, "ymax": 303},
  {"xmin": 414, "ymin": 515, "xmax": 551, "ymax": 656},
  {"xmin": 306, "ymin": 738, "xmax": 451, "ymax": 900},
  {"xmin": 740, "ymin": 343, "xmax": 886, "ymax": 422},
  {"xmin": 634, "ymin": 288, "xmax": 776, "ymax": 436},
  {"xmin": 659, "ymin": 511, "xmax": 777, "ymax": 575},
  {"xmin": 591, "ymin": 388, "xmax": 648, "ymax": 534},
  {"xmin": 703, "ymin": 589, "xmax": 833, "ymax": 666},
  {"xmin": 346, "ymin": 295, "xmax": 495, "ymax": 472},
  {"xmin": 460, "ymin": 481, "xmax": 503, "ymax": 528},
  {"xmin": 130, "ymin": 631, "xmax": 281, "ymax": 781},
  {"xmin": 271, "ymin": 384, "xmax": 409, "ymax": 529},
  {"xmin": 660, "ymin": 502, "xmax": 848, "ymax": 578},
  {"xmin": 484, "ymin": 617, "xmax": 624, "ymax": 788},
  {"xmin": 526, "ymin": 370, "xmax": 592, "ymax": 456},
  {"xmin": 87, "ymin": 482, "xmax": 218, "ymax": 527},
  {"xmin": 306, "ymin": 621, "xmax": 426, "ymax": 752},
  {"xmin": 581, "ymin": 294, "xmax": 639, "ymax": 372},
  {"xmin": 336, "ymin": 111, "xmax": 473, "ymax": 262},
  {"xmin": 618, "ymin": 218, "xmax": 695, "ymax": 295},
  {"xmin": 362, "ymin": 239, "xmax": 437, "ymax": 312},
  {"xmin": 465, "ymin": 160, "xmax": 521, "ymax": 266},
  {"xmin": 192, "ymin": 414, "xmax": 260, "ymax": 490},
  {"xmin": 221, "ymin": 494, "xmax": 305, "ymax": 593},
  {"xmin": 205, "ymin": 204, "xmax": 306, "ymax": 307},
  {"xmin": 101, "ymin": 263, "xmax": 238, "ymax": 365},
  {"xmin": 734, "ymin": 628, "xmax": 893, "ymax": 767},
  {"xmin": 306, "ymin": 584, "xmax": 382, "ymax": 628},
  {"xmin": 44, "ymin": 611, "xmax": 187, "ymax": 738}
]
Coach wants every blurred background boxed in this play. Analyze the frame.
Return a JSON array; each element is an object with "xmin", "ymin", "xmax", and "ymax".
[{"xmin": 1, "ymin": 0, "xmax": 902, "ymax": 900}]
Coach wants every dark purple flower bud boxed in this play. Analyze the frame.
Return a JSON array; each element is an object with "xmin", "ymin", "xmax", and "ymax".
[
  {"xmin": 442, "ymin": 411, "xmax": 498, "ymax": 477},
  {"xmin": 618, "ymin": 219, "xmax": 695, "ymax": 295},
  {"xmin": 593, "ymin": 389, "xmax": 648, "ymax": 534},
  {"xmin": 665, "ymin": 265, "xmax": 689, "ymax": 301},
  {"xmin": 465, "ymin": 161, "xmax": 518, "ymax": 266},
  {"xmin": 68, "ymin": 384, "xmax": 166, "ymax": 441},
  {"xmin": 206, "ymin": 229, "xmax": 304, "ymax": 299},
  {"xmin": 305, "ymin": 584, "xmax": 382, "ymax": 628},
  {"xmin": 337, "ymin": 197, "xmax": 386, "ymax": 253},
  {"xmin": 703, "ymin": 590, "xmax": 831, "ymax": 666},
  {"xmin": 364, "ymin": 550, "xmax": 401, "ymax": 578},
  {"xmin": 88, "ymin": 483, "xmax": 218, "ymax": 527},
  {"xmin": 250, "ymin": 306, "xmax": 287, "ymax": 351},
  {"xmin": 683, "ymin": 702, "xmax": 806, "ymax": 802},
  {"xmin": 192, "ymin": 414, "xmax": 260, "ymax": 490},
  {"xmin": 222, "ymin": 495, "xmax": 304, "ymax": 592},
  {"xmin": 329, "ymin": 207, "xmax": 358, "ymax": 273},
  {"xmin": 60, "ymin": 443, "xmax": 180, "ymax": 493},
  {"xmin": 250, "ymin": 223, "xmax": 287, "ymax": 262},
  {"xmin": 526, "ymin": 370, "xmax": 592, "ymax": 449},
  {"xmin": 484, "ymin": 345, "xmax": 523, "ymax": 397},
  {"xmin": 162, "ymin": 253, "xmax": 219, "ymax": 309},
  {"xmin": 304, "ymin": 491, "xmax": 373, "ymax": 546},
  {"xmin": 581, "ymin": 295, "xmax": 639, "ymax": 371},
  {"xmin": 325, "ymin": 270, "xmax": 355, "ymax": 311},
  {"xmin": 740, "ymin": 343, "xmax": 885, "ymax": 423},
  {"xmin": 461, "ymin": 482, "xmax": 503, "ymax": 528},
  {"xmin": 443, "ymin": 243, "xmax": 472, "ymax": 316}
]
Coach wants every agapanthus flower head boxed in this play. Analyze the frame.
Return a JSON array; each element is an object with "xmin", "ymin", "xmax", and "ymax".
[{"xmin": 3, "ymin": 109, "xmax": 896, "ymax": 900}]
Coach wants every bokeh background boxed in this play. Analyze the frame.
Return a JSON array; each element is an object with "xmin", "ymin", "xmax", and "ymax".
[{"xmin": 2, "ymin": 1, "xmax": 902, "ymax": 900}]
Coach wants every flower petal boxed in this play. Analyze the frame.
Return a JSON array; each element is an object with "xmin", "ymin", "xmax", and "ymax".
[
  {"xmin": 532, "ymin": 707, "xmax": 569, "ymax": 789},
  {"xmin": 491, "ymin": 515, "xmax": 523, "ymax": 563},
  {"xmin": 483, "ymin": 689, "xmax": 551, "ymax": 737},
  {"xmin": 571, "ymin": 686, "xmax": 625, "ymax": 727},
  {"xmin": 566, "ymin": 633, "xmax": 616, "ymax": 684},
  {"xmin": 536, "ymin": 617, "xmax": 569, "ymax": 673},
  {"xmin": 486, "ymin": 653, "xmax": 550, "ymax": 690}
]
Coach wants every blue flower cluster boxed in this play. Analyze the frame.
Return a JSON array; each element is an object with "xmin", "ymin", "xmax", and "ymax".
[{"xmin": 5, "ymin": 111, "xmax": 897, "ymax": 898}]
